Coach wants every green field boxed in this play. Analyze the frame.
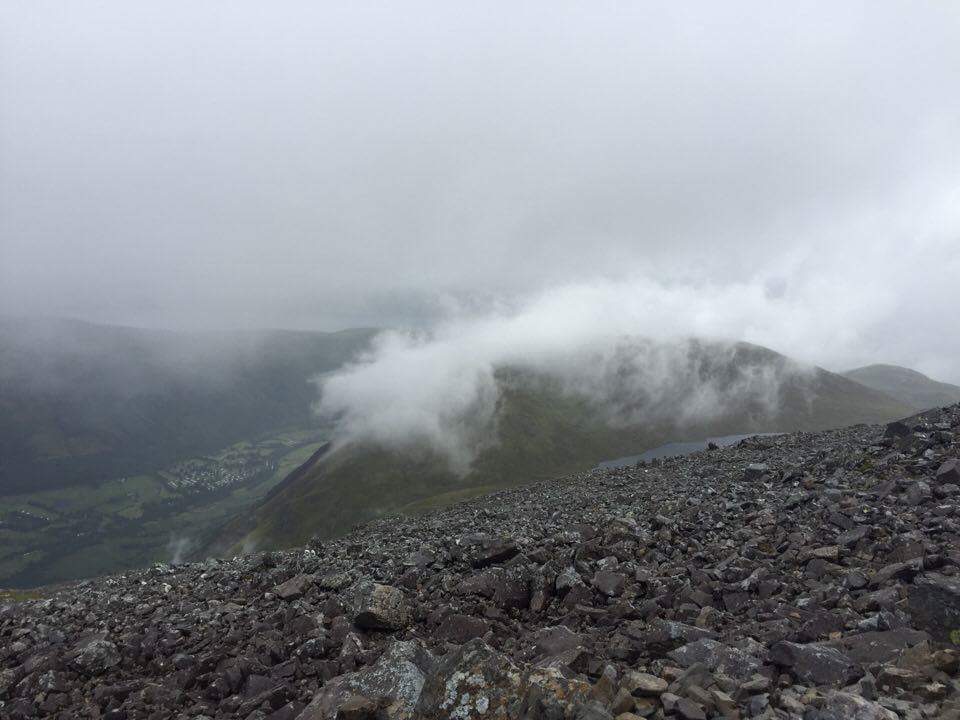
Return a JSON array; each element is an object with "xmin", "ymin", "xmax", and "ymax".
[{"xmin": 0, "ymin": 428, "xmax": 329, "ymax": 588}]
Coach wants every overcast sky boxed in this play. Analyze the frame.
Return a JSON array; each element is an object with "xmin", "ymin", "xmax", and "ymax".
[{"xmin": 2, "ymin": 2, "xmax": 959, "ymax": 379}]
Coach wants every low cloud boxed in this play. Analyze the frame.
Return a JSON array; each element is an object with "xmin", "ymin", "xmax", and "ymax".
[
  {"xmin": 313, "ymin": 224, "xmax": 959, "ymax": 468},
  {"xmin": 312, "ymin": 277, "xmax": 811, "ymax": 468},
  {"xmin": 167, "ymin": 535, "xmax": 194, "ymax": 565},
  {"xmin": 3, "ymin": 2, "xmax": 959, "ymax": 344}
]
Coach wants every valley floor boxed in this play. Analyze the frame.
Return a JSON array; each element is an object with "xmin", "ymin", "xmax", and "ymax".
[
  {"xmin": 1, "ymin": 406, "xmax": 959, "ymax": 719},
  {"xmin": 0, "ymin": 427, "xmax": 328, "ymax": 588}
]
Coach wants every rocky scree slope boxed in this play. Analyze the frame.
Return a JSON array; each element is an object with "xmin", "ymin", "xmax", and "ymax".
[{"xmin": 2, "ymin": 407, "xmax": 960, "ymax": 720}]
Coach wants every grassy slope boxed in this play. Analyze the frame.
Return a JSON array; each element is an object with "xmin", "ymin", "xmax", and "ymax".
[
  {"xmin": 843, "ymin": 364, "xmax": 960, "ymax": 412},
  {"xmin": 216, "ymin": 351, "xmax": 913, "ymax": 555}
]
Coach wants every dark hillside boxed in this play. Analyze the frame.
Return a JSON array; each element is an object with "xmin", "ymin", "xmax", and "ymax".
[{"xmin": 0, "ymin": 317, "xmax": 375, "ymax": 494}]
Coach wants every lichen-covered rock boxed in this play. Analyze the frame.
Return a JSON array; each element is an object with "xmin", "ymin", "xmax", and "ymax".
[
  {"xmin": 415, "ymin": 639, "xmax": 522, "ymax": 719},
  {"xmin": 620, "ymin": 671, "xmax": 667, "ymax": 696},
  {"xmin": 299, "ymin": 639, "xmax": 435, "ymax": 719},
  {"xmin": 351, "ymin": 582, "xmax": 409, "ymax": 631},
  {"xmin": 517, "ymin": 666, "xmax": 594, "ymax": 719},
  {"xmin": 72, "ymin": 635, "xmax": 120, "ymax": 675},
  {"xmin": 413, "ymin": 639, "xmax": 597, "ymax": 720}
]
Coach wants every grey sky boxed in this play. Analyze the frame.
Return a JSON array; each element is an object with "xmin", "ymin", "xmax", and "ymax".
[{"xmin": 2, "ymin": 2, "xmax": 959, "ymax": 378}]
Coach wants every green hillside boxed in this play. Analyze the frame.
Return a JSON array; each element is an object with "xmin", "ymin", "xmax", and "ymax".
[
  {"xmin": 843, "ymin": 363, "xmax": 960, "ymax": 411},
  {"xmin": 210, "ymin": 341, "xmax": 912, "ymax": 555}
]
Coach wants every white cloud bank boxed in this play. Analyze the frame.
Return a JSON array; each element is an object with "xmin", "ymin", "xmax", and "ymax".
[{"xmin": 314, "ymin": 213, "xmax": 960, "ymax": 466}]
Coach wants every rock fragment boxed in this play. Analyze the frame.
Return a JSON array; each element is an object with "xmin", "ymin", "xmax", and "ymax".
[
  {"xmin": 769, "ymin": 641, "xmax": 863, "ymax": 687},
  {"xmin": 908, "ymin": 572, "xmax": 960, "ymax": 643},
  {"xmin": 351, "ymin": 582, "xmax": 409, "ymax": 631}
]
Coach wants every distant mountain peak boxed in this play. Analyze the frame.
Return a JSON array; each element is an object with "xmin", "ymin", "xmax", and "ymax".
[{"xmin": 843, "ymin": 364, "xmax": 960, "ymax": 412}]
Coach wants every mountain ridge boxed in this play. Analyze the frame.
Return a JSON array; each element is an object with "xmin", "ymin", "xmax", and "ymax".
[
  {"xmin": 843, "ymin": 363, "xmax": 960, "ymax": 412},
  {"xmin": 208, "ymin": 340, "xmax": 913, "ymax": 556}
]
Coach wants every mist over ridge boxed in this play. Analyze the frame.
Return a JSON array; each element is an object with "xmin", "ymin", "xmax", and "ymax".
[{"xmin": 313, "ymin": 277, "xmax": 844, "ymax": 469}]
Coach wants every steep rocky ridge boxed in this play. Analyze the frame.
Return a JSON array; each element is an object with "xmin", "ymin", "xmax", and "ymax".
[{"xmin": 3, "ymin": 405, "xmax": 959, "ymax": 718}]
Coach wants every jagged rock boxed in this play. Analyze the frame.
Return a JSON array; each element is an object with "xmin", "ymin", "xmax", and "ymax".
[
  {"xmin": 490, "ymin": 570, "xmax": 530, "ymax": 610},
  {"xmin": 465, "ymin": 536, "xmax": 519, "ymax": 568},
  {"xmin": 908, "ymin": 573, "xmax": 960, "ymax": 643},
  {"xmin": 298, "ymin": 640, "xmax": 436, "ymax": 720},
  {"xmin": 869, "ymin": 558, "xmax": 922, "ymax": 588},
  {"xmin": 641, "ymin": 620, "xmax": 717, "ymax": 655},
  {"xmin": 722, "ymin": 591, "xmax": 750, "ymax": 613},
  {"xmin": 274, "ymin": 573, "xmax": 314, "ymax": 600},
  {"xmin": 769, "ymin": 641, "xmax": 862, "ymax": 687},
  {"xmin": 299, "ymin": 639, "xmax": 434, "ymax": 719},
  {"xmin": 621, "ymin": 671, "xmax": 667, "ymax": 696},
  {"xmin": 740, "ymin": 673, "xmax": 771, "ymax": 693},
  {"xmin": 936, "ymin": 458, "xmax": 960, "ymax": 484},
  {"xmin": 667, "ymin": 639, "xmax": 763, "ymax": 680},
  {"xmin": 674, "ymin": 697, "xmax": 707, "ymax": 720},
  {"xmin": 591, "ymin": 570, "xmax": 626, "ymax": 597},
  {"xmin": 556, "ymin": 566, "xmax": 583, "ymax": 595},
  {"xmin": 744, "ymin": 463, "xmax": 769, "ymax": 480},
  {"xmin": 532, "ymin": 626, "xmax": 582, "ymax": 657},
  {"xmin": 885, "ymin": 420, "xmax": 911, "ymax": 438},
  {"xmin": 334, "ymin": 695, "xmax": 381, "ymax": 719},
  {"xmin": 829, "ymin": 628, "xmax": 930, "ymax": 664},
  {"xmin": 414, "ymin": 639, "xmax": 521, "ymax": 719},
  {"xmin": 520, "ymin": 667, "xmax": 594, "ymax": 718},
  {"xmin": 905, "ymin": 480, "xmax": 932, "ymax": 505},
  {"xmin": 437, "ymin": 614, "xmax": 489, "ymax": 644},
  {"xmin": 838, "ymin": 525, "xmax": 869, "ymax": 547},
  {"xmin": 351, "ymin": 583, "xmax": 409, "ymax": 631},
  {"xmin": 73, "ymin": 636, "xmax": 121, "ymax": 675},
  {"xmin": 819, "ymin": 690, "xmax": 898, "ymax": 720}
]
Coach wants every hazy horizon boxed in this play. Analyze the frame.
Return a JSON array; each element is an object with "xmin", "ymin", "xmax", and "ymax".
[{"xmin": 3, "ymin": 1, "xmax": 959, "ymax": 382}]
